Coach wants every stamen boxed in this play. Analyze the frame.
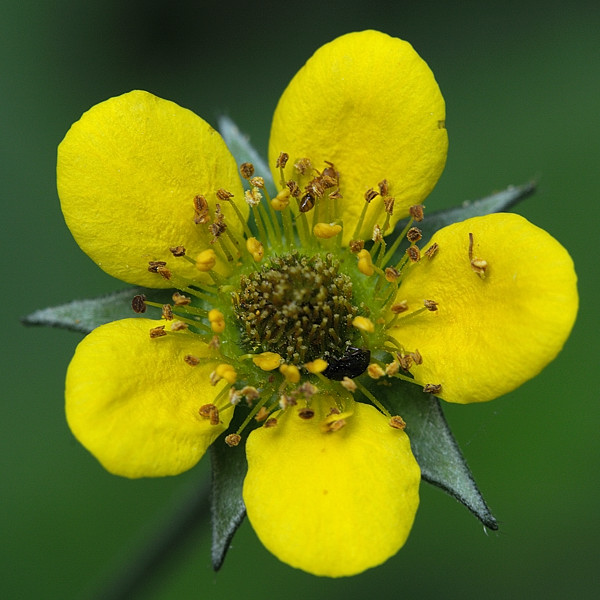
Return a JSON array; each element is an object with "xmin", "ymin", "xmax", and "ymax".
[
  {"xmin": 184, "ymin": 354, "xmax": 200, "ymax": 366},
  {"xmin": 280, "ymin": 364, "xmax": 301, "ymax": 383},
  {"xmin": 298, "ymin": 407, "xmax": 315, "ymax": 419},
  {"xmin": 313, "ymin": 223, "xmax": 342, "ymax": 239},
  {"xmin": 208, "ymin": 309, "xmax": 226, "ymax": 333},
  {"xmin": 225, "ymin": 433, "xmax": 241, "ymax": 447},
  {"xmin": 367, "ymin": 363, "xmax": 385, "ymax": 379},
  {"xmin": 193, "ymin": 195, "xmax": 211, "ymax": 225},
  {"xmin": 198, "ymin": 403, "xmax": 220, "ymax": 425},
  {"xmin": 264, "ymin": 417, "xmax": 278, "ymax": 428},
  {"xmin": 424, "ymin": 242, "xmax": 439, "ymax": 259},
  {"xmin": 240, "ymin": 162, "xmax": 255, "ymax": 179},
  {"xmin": 169, "ymin": 245, "xmax": 186, "ymax": 257},
  {"xmin": 132, "ymin": 294, "xmax": 147, "ymax": 313},
  {"xmin": 149, "ymin": 325, "xmax": 167, "ymax": 339},
  {"xmin": 271, "ymin": 188, "xmax": 291, "ymax": 211},
  {"xmin": 246, "ymin": 237, "xmax": 264, "ymax": 262},
  {"xmin": 276, "ymin": 152, "xmax": 289, "ymax": 169},
  {"xmin": 305, "ymin": 359, "xmax": 328, "ymax": 374},
  {"xmin": 469, "ymin": 232, "xmax": 488, "ymax": 278},
  {"xmin": 424, "ymin": 299, "xmax": 438, "ymax": 312},
  {"xmin": 210, "ymin": 363, "xmax": 237, "ymax": 385},
  {"xmin": 340, "ymin": 377, "xmax": 357, "ymax": 392},
  {"xmin": 409, "ymin": 205, "xmax": 425, "ymax": 222},
  {"xmin": 172, "ymin": 292, "xmax": 191, "ymax": 306},
  {"xmin": 406, "ymin": 245, "xmax": 420, "ymax": 263},
  {"xmin": 389, "ymin": 415, "xmax": 406, "ymax": 430},
  {"xmin": 252, "ymin": 352, "xmax": 283, "ymax": 371},
  {"xmin": 170, "ymin": 320, "xmax": 188, "ymax": 331},
  {"xmin": 357, "ymin": 249, "xmax": 375, "ymax": 276},
  {"xmin": 423, "ymin": 383, "xmax": 442, "ymax": 394},
  {"xmin": 352, "ymin": 316, "xmax": 375, "ymax": 333},
  {"xmin": 161, "ymin": 304, "xmax": 173, "ymax": 320},
  {"xmin": 406, "ymin": 227, "xmax": 422, "ymax": 243}
]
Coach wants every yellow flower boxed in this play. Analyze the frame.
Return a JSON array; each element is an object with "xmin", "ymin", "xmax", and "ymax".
[{"xmin": 57, "ymin": 30, "xmax": 577, "ymax": 577}]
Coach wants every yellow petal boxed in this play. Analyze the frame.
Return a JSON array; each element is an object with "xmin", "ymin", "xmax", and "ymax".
[
  {"xmin": 389, "ymin": 213, "xmax": 578, "ymax": 403},
  {"xmin": 66, "ymin": 318, "xmax": 232, "ymax": 477},
  {"xmin": 269, "ymin": 31, "xmax": 447, "ymax": 243},
  {"xmin": 58, "ymin": 91, "xmax": 247, "ymax": 287},
  {"xmin": 243, "ymin": 396, "xmax": 420, "ymax": 577}
]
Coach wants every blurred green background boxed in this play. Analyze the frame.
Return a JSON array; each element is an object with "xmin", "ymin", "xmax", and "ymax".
[{"xmin": 3, "ymin": 0, "xmax": 598, "ymax": 598}]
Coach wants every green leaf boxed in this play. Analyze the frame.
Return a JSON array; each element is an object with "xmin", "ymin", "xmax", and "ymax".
[
  {"xmin": 389, "ymin": 181, "xmax": 536, "ymax": 263},
  {"xmin": 218, "ymin": 115, "xmax": 275, "ymax": 196},
  {"xmin": 379, "ymin": 378, "xmax": 498, "ymax": 530},
  {"xmin": 209, "ymin": 420, "xmax": 248, "ymax": 571},
  {"xmin": 21, "ymin": 287, "xmax": 173, "ymax": 334}
]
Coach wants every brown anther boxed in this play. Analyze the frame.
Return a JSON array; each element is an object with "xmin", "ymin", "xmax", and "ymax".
[
  {"xmin": 255, "ymin": 406, "xmax": 270, "ymax": 422},
  {"xmin": 389, "ymin": 415, "xmax": 407, "ymax": 430},
  {"xmin": 407, "ymin": 227, "xmax": 423, "ymax": 243},
  {"xmin": 329, "ymin": 188, "xmax": 343, "ymax": 200},
  {"xmin": 385, "ymin": 361, "xmax": 400, "ymax": 376},
  {"xmin": 276, "ymin": 152, "xmax": 289, "ymax": 168},
  {"xmin": 378, "ymin": 179, "xmax": 389, "ymax": 196},
  {"xmin": 424, "ymin": 242, "xmax": 439, "ymax": 259},
  {"xmin": 322, "ymin": 161, "xmax": 339, "ymax": 183},
  {"xmin": 340, "ymin": 377, "xmax": 357, "ymax": 392},
  {"xmin": 149, "ymin": 325, "xmax": 166, "ymax": 339},
  {"xmin": 161, "ymin": 304, "xmax": 173, "ymax": 320},
  {"xmin": 216, "ymin": 189, "xmax": 234, "ymax": 201},
  {"xmin": 410, "ymin": 349, "xmax": 423, "ymax": 365},
  {"xmin": 148, "ymin": 260, "xmax": 167, "ymax": 273},
  {"xmin": 469, "ymin": 233, "xmax": 488, "ymax": 277},
  {"xmin": 423, "ymin": 383, "xmax": 442, "ymax": 395},
  {"xmin": 157, "ymin": 266, "xmax": 172, "ymax": 280},
  {"xmin": 240, "ymin": 162, "xmax": 255, "ymax": 179},
  {"xmin": 383, "ymin": 196, "xmax": 395, "ymax": 215},
  {"xmin": 279, "ymin": 394, "xmax": 297, "ymax": 409},
  {"xmin": 169, "ymin": 245, "xmax": 186, "ymax": 257},
  {"xmin": 406, "ymin": 245, "xmax": 421, "ymax": 263},
  {"xmin": 286, "ymin": 180, "xmax": 301, "ymax": 197},
  {"xmin": 385, "ymin": 266, "xmax": 400, "ymax": 283},
  {"xmin": 349, "ymin": 239, "xmax": 365, "ymax": 254},
  {"xmin": 409, "ymin": 205, "xmax": 425, "ymax": 221},
  {"xmin": 391, "ymin": 300, "xmax": 408, "ymax": 314},
  {"xmin": 364, "ymin": 188, "xmax": 379, "ymax": 203},
  {"xmin": 250, "ymin": 176, "xmax": 265, "ymax": 188},
  {"xmin": 327, "ymin": 406, "xmax": 341, "ymax": 416},
  {"xmin": 198, "ymin": 403, "xmax": 220, "ymax": 425},
  {"xmin": 209, "ymin": 204, "xmax": 227, "ymax": 242},
  {"xmin": 208, "ymin": 335, "xmax": 220, "ymax": 350},
  {"xmin": 184, "ymin": 354, "xmax": 200, "ymax": 366},
  {"xmin": 397, "ymin": 353, "xmax": 413, "ymax": 371},
  {"xmin": 264, "ymin": 417, "xmax": 278, "ymax": 428},
  {"xmin": 294, "ymin": 157, "xmax": 312, "ymax": 175},
  {"xmin": 296, "ymin": 382, "xmax": 318, "ymax": 398},
  {"xmin": 241, "ymin": 386, "xmax": 260, "ymax": 403},
  {"xmin": 306, "ymin": 177, "xmax": 325, "ymax": 198},
  {"xmin": 170, "ymin": 320, "xmax": 188, "ymax": 331},
  {"xmin": 424, "ymin": 299, "xmax": 438, "ymax": 312},
  {"xmin": 131, "ymin": 294, "xmax": 147, "ymax": 314},
  {"xmin": 225, "ymin": 433, "xmax": 241, "ymax": 447},
  {"xmin": 193, "ymin": 195, "xmax": 211, "ymax": 224},
  {"xmin": 172, "ymin": 292, "xmax": 191, "ymax": 306},
  {"xmin": 298, "ymin": 407, "xmax": 315, "ymax": 420},
  {"xmin": 299, "ymin": 192, "xmax": 315, "ymax": 213},
  {"xmin": 372, "ymin": 224, "xmax": 384, "ymax": 243}
]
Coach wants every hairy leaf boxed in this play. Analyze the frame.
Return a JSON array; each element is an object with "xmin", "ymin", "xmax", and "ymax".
[
  {"xmin": 22, "ymin": 287, "xmax": 172, "ymax": 334},
  {"xmin": 379, "ymin": 379, "xmax": 498, "ymax": 530}
]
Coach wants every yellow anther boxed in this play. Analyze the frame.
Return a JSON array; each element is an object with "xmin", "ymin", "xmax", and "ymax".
[
  {"xmin": 352, "ymin": 316, "xmax": 375, "ymax": 333},
  {"xmin": 304, "ymin": 358, "xmax": 328, "ymax": 374},
  {"xmin": 215, "ymin": 363, "xmax": 237, "ymax": 384},
  {"xmin": 367, "ymin": 363, "xmax": 386, "ymax": 379},
  {"xmin": 208, "ymin": 308, "xmax": 226, "ymax": 333},
  {"xmin": 249, "ymin": 176, "xmax": 265, "ymax": 188},
  {"xmin": 357, "ymin": 249, "xmax": 374, "ymax": 276},
  {"xmin": 280, "ymin": 364, "xmax": 301, "ymax": 383},
  {"xmin": 313, "ymin": 222, "xmax": 342, "ymax": 239},
  {"xmin": 245, "ymin": 187, "xmax": 262, "ymax": 206},
  {"xmin": 195, "ymin": 248, "xmax": 217, "ymax": 272},
  {"xmin": 271, "ymin": 188, "xmax": 291, "ymax": 210},
  {"xmin": 252, "ymin": 352, "xmax": 283, "ymax": 371},
  {"xmin": 246, "ymin": 237, "xmax": 264, "ymax": 262}
]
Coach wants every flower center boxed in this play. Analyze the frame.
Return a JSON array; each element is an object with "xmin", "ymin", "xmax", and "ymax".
[{"xmin": 232, "ymin": 252, "xmax": 360, "ymax": 364}]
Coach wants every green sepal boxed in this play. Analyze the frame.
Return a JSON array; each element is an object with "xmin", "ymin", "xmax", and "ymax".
[
  {"xmin": 218, "ymin": 115, "xmax": 276, "ymax": 196},
  {"xmin": 21, "ymin": 287, "xmax": 173, "ymax": 334},
  {"xmin": 378, "ymin": 378, "xmax": 498, "ymax": 530},
  {"xmin": 389, "ymin": 181, "xmax": 536, "ymax": 263},
  {"xmin": 209, "ymin": 411, "xmax": 249, "ymax": 571}
]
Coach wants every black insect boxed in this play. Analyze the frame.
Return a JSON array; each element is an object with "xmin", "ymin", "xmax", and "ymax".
[
  {"xmin": 322, "ymin": 347, "xmax": 371, "ymax": 381},
  {"xmin": 299, "ymin": 192, "xmax": 315, "ymax": 213}
]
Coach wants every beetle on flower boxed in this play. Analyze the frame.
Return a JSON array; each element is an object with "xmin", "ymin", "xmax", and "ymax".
[{"xmin": 57, "ymin": 30, "xmax": 577, "ymax": 577}]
